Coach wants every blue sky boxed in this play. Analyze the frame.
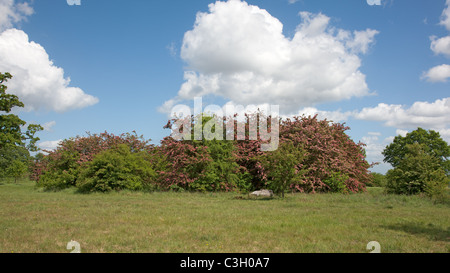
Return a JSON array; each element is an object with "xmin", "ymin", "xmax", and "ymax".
[{"xmin": 1, "ymin": 0, "xmax": 450, "ymax": 174}]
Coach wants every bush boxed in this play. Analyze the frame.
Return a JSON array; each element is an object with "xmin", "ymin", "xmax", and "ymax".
[
  {"xmin": 323, "ymin": 171, "xmax": 349, "ymax": 193},
  {"xmin": 31, "ymin": 131, "xmax": 154, "ymax": 191},
  {"xmin": 157, "ymin": 114, "xmax": 241, "ymax": 192},
  {"xmin": 259, "ymin": 141, "xmax": 308, "ymax": 197},
  {"xmin": 367, "ymin": 172, "xmax": 387, "ymax": 187},
  {"xmin": 77, "ymin": 144, "xmax": 156, "ymax": 192}
]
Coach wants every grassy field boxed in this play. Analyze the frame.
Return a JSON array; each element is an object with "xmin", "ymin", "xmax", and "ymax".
[{"xmin": 0, "ymin": 180, "xmax": 449, "ymax": 253}]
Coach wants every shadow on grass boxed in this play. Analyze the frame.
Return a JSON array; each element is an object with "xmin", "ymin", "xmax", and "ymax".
[{"xmin": 383, "ymin": 222, "xmax": 450, "ymax": 242}]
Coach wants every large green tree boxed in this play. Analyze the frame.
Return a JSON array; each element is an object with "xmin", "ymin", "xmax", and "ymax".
[
  {"xmin": 382, "ymin": 128, "xmax": 450, "ymax": 175},
  {"xmin": 0, "ymin": 72, "xmax": 43, "ymax": 179},
  {"xmin": 385, "ymin": 143, "xmax": 449, "ymax": 197}
]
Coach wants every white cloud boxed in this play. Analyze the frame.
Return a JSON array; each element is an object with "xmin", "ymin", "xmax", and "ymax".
[
  {"xmin": 166, "ymin": 42, "xmax": 177, "ymax": 58},
  {"xmin": 42, "ymin": 121, "xmax": 56, "ymax": 132},
  {"xmin": 430, "ymin": 35, "xmax": 450, "ymax": 57},
  {"xmin": 395, "ymin": 129, "xmax": 408, "ymax": 137},
  {"xmin": 422, "ymin": 64, "xmax": 450, "ymax": 82},
  {"xmin": 38, "ymin": 139, "xmax": 62, "ymax": 152},
  {"xmin": 354, "ymin": 97, "xmax": 450, "ymax": 129},
  {"xmin": 0, "ymin": 29, "xmax": 99, "ymax": 112},
  {"xmin": 293, "ymin": 107, "xmax": 354, "ymax": 122},
  {"xmin": 0, "ymin": 0, "xmax": 33, "ymax": 32},
  {"xmin": 162, "ymin": 0, "xmax": 377, "ymax": 114},
  {"xmin": 361, "ymin": 134, "xmax": 385, "ymax": 162},
  {"xmin": 437, "ymin": 128, "xmax": 450, "ymax": 143},
  {"xmin": 440, "ymin": 0, "xmax": 450, "ymax": 31},
  {"xmin": 345, "ymin": 29, "xmax": 380, "ymax": 54}
]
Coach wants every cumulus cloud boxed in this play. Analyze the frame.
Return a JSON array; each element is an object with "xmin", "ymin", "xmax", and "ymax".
[
  {"xmin": 440, "ymin": 0, "xmax": 450, "ymax": 31},
  {"xmin": 354, "ymin": 97, "xmax": 450, "ymax": 129},
  {"xmin": 424, "ymin": 1, "xmax": 450, "ymax": 83},
  {"xmin": 38, "ymin": 139, "xmax": 62, "ymax": 152},
  {"xmin": 361, "ymin": 134, "xmax": 386, "ymax": 162},
  {"xmin": 395, "ymin": 129, "xmax": 408, "ymax": 137},
  {"xmin": 161, "ymin": 0, "xmax": 377, "ymax": 115},
  {"xmin": 292, "ymin": 107, "xmax": 354, "ymax": 122},
  {"xmin": 0, "ymin": 29, "xmax": 99, "ymax": 112},
  {"xmin": 422, "ymin": 64, "xmax": 450, "ymax": 82},
  {"xmin": 0, "ymin": 0, "xmax": 33, "ymax": 32},
  {"xmin": 430, "ymin": 35, "xmax": 450, "ymax": 57}
]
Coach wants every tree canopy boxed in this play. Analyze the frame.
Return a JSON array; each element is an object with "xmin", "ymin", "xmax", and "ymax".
[
  {"xmin": 382, "ymin": 128, "xmax": 450, "ymax": 175},
  {"xmin": 0, "ymin": 72, "xmax": 43, "ymax": 179}
]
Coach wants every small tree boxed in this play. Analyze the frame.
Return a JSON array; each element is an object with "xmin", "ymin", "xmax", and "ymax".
[
  {"xmin": 7, "ymin": 160, "xmax": 28, "ymax": 183},
  {"xmin": 385, "ymin": 143, "xmax": 449, "ymax": 197},
  {"xmin": 259, "ymin": 141, "xmax": 308, "ymax": 197}
]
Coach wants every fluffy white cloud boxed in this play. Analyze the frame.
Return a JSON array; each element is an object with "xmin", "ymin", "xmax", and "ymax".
[
  {"xmin": 422, "ymin": 64, "xmax": 450, "ymax": 82},
  {"xmin": 361, "ymin": 134, "xmax": 386, "ymax": 162},
  {"xmin": 437, "ymin": 128, "xmax": 450, "ymax": 143},
  {"xmin": 395, "ymin": 129, "xmax": 408, "ymax": 137},
  {"xmin": 424, "ymin": 1, "xmax": 450, "ymax": 83},
  {"xmin": 440, "ymin": 0, "xmax": 450, "ymax": 31},
  {"xmin": 292, "ymin": 107, "xmax": 354, "ymax": 122},
  {"xmin": 0, "ymin": 0, "xmax": 33, "ymax": 32},
  {"xmin": 0, "ymin": 29, "xmax": 99, "ymax": 112},
  {"xmin": 38, "ymin": 139, "xmax": 62, "ymax": 152},
  {"xmin": 162, "ymin": 0, "xmax": 377, "ymax": 114},
  {"xmin": 430, "ymin": 35, "xmax": 450, "ymax": 57},
  {"xmin": 354, "ymin": 97, "xmax": 450, "ymax": 129}
]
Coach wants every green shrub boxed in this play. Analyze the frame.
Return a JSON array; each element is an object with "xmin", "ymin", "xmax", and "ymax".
[
  {"xmin": 259, "ymin": 141, "xmax": 308, "ymax": 197},
  {"xmin": 423, "ymin": 169, "xmax": 449, "ymax": 201},
  {"xmin": 39, "ymin": 168, "xmax": 78, "ymax": 191},
  {"xmin": 77, "ymin": 144, "xmax": 156, "ymax": 192},
  {"xmin": 323, "ymin": 171, "xmax": 349, "ymax": 193},
  {"xmin": 191, "ymin": 139, "xmax": 240, "ymax": 192},
  {"xmin": 367, "ymin": 172, "xmax": 387, "ymax": 187}
]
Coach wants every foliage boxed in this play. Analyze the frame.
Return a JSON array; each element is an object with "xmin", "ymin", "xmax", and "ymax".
[
  {"xmin": 382, "ymin": 128, "xmax": 450, "ymax": 175},
  {"xmin": 32, "ymin": 131, "xmax": 154, "ymax": 191},
  {"xmin": 367, "ymin": 172, "xmax": 387, "ymax": 187},
  {"xmin": 279, "ymin": 115, "xmax": 371, "ymax": 193},
  {"xmin": 0, "ymin": 72, "xmax": 43, "ymax": 153},
  {"xmin": 77, "ymin": 144, "xmax": 156, "ymax": 192},
  {"xmin": 1, "ymin": 72, "xmax": 42, "ymax": 182},
  {"xmin": 157, "ymin": 114, "xmax": 239, "ymax": 192},
  {"xmin": 32, "ymin": 113, "xmax": 371, "ymax": 195},
  {"xmin": 323, "ymin": 171, "xmax": 349, "ymax": 193},
  {"xmin": 0, "ymin": 145, "xmax": 29, "ymax": 179},
  {"xmin": 259, "ymin": 141, "xmax": 308, "ymax": 197},
  {"xmin": 385, "ymin": 143, "xmax": 449, "ymax": 197}
]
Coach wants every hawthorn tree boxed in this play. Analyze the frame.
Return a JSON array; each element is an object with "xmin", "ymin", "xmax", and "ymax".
[
  {"xmin": 279, "ymin": 115, "xmax": 371, "ymax": 193},
  {"xmin": 0, "ymin": 72, "xmax": 43, "ymax": 179}
]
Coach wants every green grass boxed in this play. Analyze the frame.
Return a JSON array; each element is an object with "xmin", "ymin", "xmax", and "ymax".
[{"xmin": 0, "ymin": 181, "xmax": 449, "ymax": 253}]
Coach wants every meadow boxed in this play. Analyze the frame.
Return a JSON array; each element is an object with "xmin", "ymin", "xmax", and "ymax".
[{"xmin": 0, "ymin": 180, "xmax": 449, "ymax": 253}]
